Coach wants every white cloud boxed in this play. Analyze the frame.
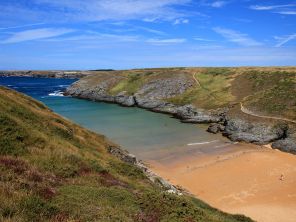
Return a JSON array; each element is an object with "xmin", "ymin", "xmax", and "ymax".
[
  {"xmin": 44, "ymin": 32, "xmax": 139, "ymax": 43},
  {"xmin": 277, "ymin": 11, "xmax": 296, "ymax": 15},
  {"xmin": 250, "ymin": 4, "xmax": 295, "ymax": 11},
  {"xmin": 213, "ymin": 27, "xmax": 262, "ymax": 46},
  {"xmin": 194, "ymin": 37, "xmax": 215, "ymax": 41},
  {"xmin": 147, "ymin": 38, "xmax": 186, "ymax": 44},
  {"xmin": 250, "ymin": 4, "xmax": 296, "ymax": 15},
  {"xmin": 173, "ymin": 18, "xmax": 189, "ymax": 25},
  {"xmin": 275, "ymin": 34, "xmax": 296, "ymax": 47},
  {"xmin": 211, "ymin": 1, "xmax": 227, "ymax": 8},
  {"xmin": 31, "ymin": 0, "xmax": 191, "ymax": 22},
  {"xmin": 135, "ymin": 26, "xmax": 166, "ymax": 35},
  {"xmin": 0, "ymin": 23, "xmax": 45, "ymax": 30},
  {"xmin": 99, "ymin": 33, "xmax": 139, "ymax": 42},
  {"xmin": 1, "ymin": 28, "xmax": 74, "ymax": 44}
]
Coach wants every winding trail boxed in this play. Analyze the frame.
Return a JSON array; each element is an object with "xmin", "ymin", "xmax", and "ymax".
[
  {"xmin": 240, "ymin": 102, "xmax": 296, "ymax": 124},
  {"xmin": 192, "ymin": 72, "xmax": 201, "ymax": 86},
  {"xmin": 193, "ymin": 72, "xmax": 296, "ymax": 124},
  {"xmin": 192, "ymin": 72, "xmax": 218, "ymax": 100}
]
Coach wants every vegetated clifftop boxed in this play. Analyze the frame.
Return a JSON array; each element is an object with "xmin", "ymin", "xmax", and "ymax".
[
  {"xmin": 0, "ymin": 70, "xmax": 96, "ymax": 79},
  {"xmin": 66, "ymin": 67, "xmax": 296, "ymax": 154},
  {"xmin": 0, "ymin": 86, "xmax": 252, "ymax": 222}
]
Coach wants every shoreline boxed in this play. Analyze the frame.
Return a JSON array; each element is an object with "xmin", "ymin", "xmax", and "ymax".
[
  {"xmin": 147, "ymin": 143, "xmax": 296, "ymax": 222},
  {"xmin": 111, "ymin": 134, "xmax": 296, "ymax": 222},
  {"xmin": 2, "ymin": 72, "xmax": 296, "ymax": 156},
  {"xmin": 65, "ymin": 89, "xmax": 296, "ymax": 155},
  {"xmin": 63, "ymin": 67, "xmax": 296, "ymax": 155},
  {"xmin": 2, "ymin": 76, "xmax": 295, "ymax": 221},
  {"xmin": 106, "ymin": 145, "xmax": 184, "ymax": 195}
]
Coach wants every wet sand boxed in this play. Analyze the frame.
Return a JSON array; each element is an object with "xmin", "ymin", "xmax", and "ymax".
[{"xmin": 147, "ymin": 143, "xmax": 296, "ymax": 222}]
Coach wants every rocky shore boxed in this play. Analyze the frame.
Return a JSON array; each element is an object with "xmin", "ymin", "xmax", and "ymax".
[
  {"xmin": 107, "ymin": 145, "xmax": 183, "ymax": 195},
  {"xmin": 0, "ymin": 70, "xmax": 94, "ymax": 79},
  {"xmin": 66, "ymin": 74, "xmax": 296, "ymax": 154}
]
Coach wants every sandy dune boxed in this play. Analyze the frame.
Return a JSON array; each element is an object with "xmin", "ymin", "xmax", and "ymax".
[{"xmin": 148, "ymin": 143, "xmax": 296, "ymax": 222}]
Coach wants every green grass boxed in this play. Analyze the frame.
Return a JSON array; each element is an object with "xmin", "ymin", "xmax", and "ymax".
[
  {"xmin": 204, "ymin": 67, "xmax": 235, "ymax": 76},
  {"xmin": 244, "ymin": 71, "xmax": 296, "ymax": 120},
  {"xmin": 0, "ymin": 86, "xmax": 253, "ymax": 222},
  {"xmin": 109, "ymin": 73, "xmax": 145, "ymax": 95},
  {"xmin": 167, "ymin": 71, "xmax": 235, "ymax": 109},
  {"xmin": 19, "ymin": 195, "xmax": 58, "ymax": 222},
  {"xmin": 73, "ymin": 67, "xmax": 296, "ymax": 118}
]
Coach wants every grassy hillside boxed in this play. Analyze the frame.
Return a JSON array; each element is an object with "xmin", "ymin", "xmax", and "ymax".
[
  {"xmin": 80, "ymin": 67, "xmax": 296, "ymax": 120},
  {"xmin": 0, "ymin": 87, "xmax": 252, "ymax": 222},
  {"xmin": 241, "ymin": 70, "xmax": 296, "ymax": 120},
  {"xmin": 167, "ymin": 68, "xmax": 236, "ymax": 109}
]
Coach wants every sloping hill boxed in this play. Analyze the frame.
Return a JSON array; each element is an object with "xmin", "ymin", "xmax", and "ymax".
[
  {"xmin": 0, "ymin": 86, "xmax": 251, "ymax": 222},
  {"xmin": 67, "ymin": 67, "xmax": 296, "ymax": 120},
  {"xmin": 66, "ymin": 67, "xmax": 296, "ymax": 153}
]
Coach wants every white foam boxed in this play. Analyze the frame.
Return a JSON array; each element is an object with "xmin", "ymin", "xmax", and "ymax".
[
  {"xmin": 48, "ymin": 90, "xmax": 64, "ymax": 97},
  {"xmin": 187, "ymin": 140, "xmax": 219, "ymax": 146}
]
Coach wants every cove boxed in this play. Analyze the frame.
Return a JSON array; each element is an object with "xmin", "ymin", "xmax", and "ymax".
[{"xmin": 0, "ymin": 76, "xmax": 228, "ymax": 161}]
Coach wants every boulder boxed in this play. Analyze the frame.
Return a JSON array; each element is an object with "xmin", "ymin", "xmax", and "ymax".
[
  {"xmin": 134, "ymin": 97, "xmax": 165, "ymax": 109},
  {"xmin": 107, "ymin": 145, "xmax": 137, "ymax": 164},
  {"xmin": 176, "ymin": 105, "xmax": 222, "ymax": 123},
  {"xmin": 115, "ymin": 92, "xmax": 135, "ymax": 107},
  {"xmin": 207, "ymin": 123, "xmax": 225, "ymax": 134},
  {"xmin": 223, "ymin": 119, "xmax": 286, "ymax": 144},
  {"xmin": 272, "ymin": 128, "xmax": 296, "ymax": 154},
  {"xmin": 272, "ymin": 138, "xmax": 296, "ymax": 154}
]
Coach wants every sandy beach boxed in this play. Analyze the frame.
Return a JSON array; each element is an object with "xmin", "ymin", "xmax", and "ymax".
[{"xmin": 148, "ymin": 143, "xmax": 296, "ymax": 222}]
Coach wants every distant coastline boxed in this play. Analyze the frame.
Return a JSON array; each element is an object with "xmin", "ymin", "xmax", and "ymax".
[{"xmin": 0, "ymin": 70, "xmax": 95, "ymax": 79}]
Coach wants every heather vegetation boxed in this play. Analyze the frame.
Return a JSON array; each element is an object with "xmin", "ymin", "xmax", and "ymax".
[
  {"xmin": 0, "ymin": 87, "xmax": 252, "ymax": 222},
  {"xmin": 243, "ymin": 70, "xmax": 296, "ymax": 120}
]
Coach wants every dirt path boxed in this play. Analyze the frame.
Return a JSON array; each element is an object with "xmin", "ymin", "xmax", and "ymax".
[
  {"xmin": 192, "ymin": 72, "xmax": 219, "ymax": 100},
  {"xmin": 240, "ymin": 102, "xmax": 296, "ymax": 124},
  {"xmin": 192, "ymin": 72, "xmax": 201, "ymax": 86},
  {"xmin": 193, "ymin": 71, "xmax": 296, "ymax": 124}
]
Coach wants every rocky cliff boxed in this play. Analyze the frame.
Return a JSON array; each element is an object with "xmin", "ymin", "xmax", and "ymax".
[{"xmin": 65, "ymin": 67, "xmax": 296, "ymax": 154}]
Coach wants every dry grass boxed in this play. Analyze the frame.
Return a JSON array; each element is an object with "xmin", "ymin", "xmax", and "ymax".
[
  {"xmin": 86, "ymin": 67, "xmax": 296, "ymax": 118},
  {"xmin": 0, "ymin": 86, "xmax": 252, "ymax": 222}
]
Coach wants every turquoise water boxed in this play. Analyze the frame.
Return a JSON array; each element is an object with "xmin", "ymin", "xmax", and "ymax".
[{"xmin": 0, "ymin": 77, "xmax": 225, "ymax": 160}]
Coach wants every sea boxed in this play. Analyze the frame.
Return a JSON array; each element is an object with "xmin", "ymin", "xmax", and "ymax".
[{"xmin": 0, "ymin": 76, "xmax": 228, "ymax": 160}]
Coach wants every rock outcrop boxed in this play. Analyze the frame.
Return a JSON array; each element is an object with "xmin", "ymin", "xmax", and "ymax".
[
  {"xmin": 207, "ymin": 123, "xmax": 225, "ymax": 134},
  {"xmin": 223, "ymin": 119, "xmax": 286, "ymax": 145},
  {"xmin": 114, "ymin": 92, "xmax": 135, "ymax": 107},
  {"xmin": 175, "ymin": 105, "xmax": 223, "ymax": 123},
  {"xmin": 66, "ymin": 77, "xmax": 224, "ymax": 124},
  {"xmin": 135, "ymin": 77, "xmax": 192, "ymax": 99},
  {"xmin": 65, "ymin": 76, "xmax": 121, "ymax": 103},
  {"xmin": 272, "ymin": 127, "xmax": 296, "ymax": 154},
  {"xmin": 107, "ymin": 145, "xmax": 182, "ymax": 194},
  {"xmin": 66, "ymin": 73, "xmax": 296, "ymax": 155}
]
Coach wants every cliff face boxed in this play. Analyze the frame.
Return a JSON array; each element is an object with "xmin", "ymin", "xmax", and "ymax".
[
  {"xmin": 65, "ymin": 69, "xmax": 224, "ymax": 122},
  {"xmin": 65, "ymin": 67, "xmax": 296, "ymax": 154}
]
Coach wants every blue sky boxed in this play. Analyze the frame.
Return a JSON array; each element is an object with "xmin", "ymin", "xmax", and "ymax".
[{"xmin": 0, "ymin": 0, "xmax": 295, "ymax": 70}]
